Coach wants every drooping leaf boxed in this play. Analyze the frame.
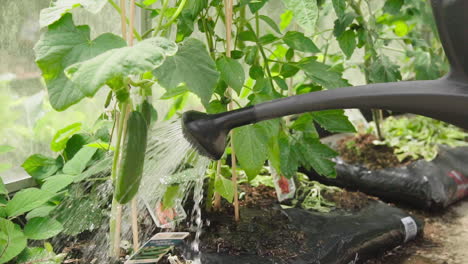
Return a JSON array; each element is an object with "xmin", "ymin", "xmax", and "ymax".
[
  {"xmin": 65, "ymin": 37, "xmax": 177, "ymax": 97},
  {"xmin": 39, "ymin": 0, "xmax": 107, "ymax": 28},
  {"xmin": 216, "ymin": 56, "xmax": 245, "ymax": 95},
  {"xmin": 24, "ymin": 217, "xmax": 64, "ymax": 240},
  {"xmin": 299, "ymin": 60, "xmax": 349, "ymax": 89},
  {"xmin": 41, "ymin": 175, "xmax": 74, "ymax": 193},
  {"xmin": 311, "ymin": 110, "xmax": 356, "ymax": 133},
  {"xmin": 6, "ymin": 188, "xmax": 55, "ymax": 218},
  {"xmin": 62, "ymin": 147, "xmax": 97, "ymax": 175},
  {"xmin": 368, "ymin": 55, "xmax": 402, "ymax": 83},
  {"xmin": 333, "ymin": 12, "xmax": 356, "ymax": 37},
  {"xmin": 21, "ymin": 155, "xmax": 61, "ymax": 180},
  {"xmin": 214, "ymin": 175, "xmax": 234, "ymax": 203},
  {"xmin": 51, "ymin": 123, "xmax": 82, "ymax": 152},
  {"xmin": 0, "ymin": 218, "xmax": 27, "ymax": 263},
  {"xmin": 153, "ymin": 38, "xmax": 219, "ymax": 106},
  {"xmin": 338, "ymin": 30, "xmax": 356, "ymax": 58},
  {"xmin": 281, "ymin": 0, "xmax": 318, "ymax": 34},
  {"xmin": 259, "ymin": 15, "xmax": 281, "ymax": 34},
  {"xmin": 283, "ymin": 31, "xmax": 320, "ymax": 53},
  {"xmin": 26, "ymin": 206, "xmax": 57, "ymax": 221},
  {"xmin": 331, "ymin": 0, "xmax": 346, "ymax": 19},
  {"xmin": 233, "ymin": 124, "xmax": 269, "ymax": 180},
  {"xmin": 34, "ymin": 14, "xmax": 127, "ymax": 111}
]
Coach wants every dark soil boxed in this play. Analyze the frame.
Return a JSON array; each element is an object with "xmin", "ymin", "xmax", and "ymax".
[
  {"xmin": 337, "ymin": 134, "xmax": 413, "ymax": 170},
  {"xmin": 322, "ymin": 188, "xmax": 372, "ymax": 210}
]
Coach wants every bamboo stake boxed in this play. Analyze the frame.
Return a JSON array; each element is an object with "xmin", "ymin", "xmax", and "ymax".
[
  {"xmin": 113, "ymin": 204, "xmax": 123, "ymax": 257},
  {"xmin": 213, "ymin": 160, "xmax": 222, "ymax": 210},
  {"xmin": 224, "ymin": 0, "xmax": 240, "ymax": 222}
]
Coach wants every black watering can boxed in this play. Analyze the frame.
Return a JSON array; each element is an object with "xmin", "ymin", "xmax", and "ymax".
[{"xmin": 182, "ymin": 0, "xmax": 468, "ymax": 160}]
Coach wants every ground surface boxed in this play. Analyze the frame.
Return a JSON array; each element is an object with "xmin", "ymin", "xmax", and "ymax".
[{"xmin": 366, "ymin": 199, "xmax": 468, "ymax": 264}]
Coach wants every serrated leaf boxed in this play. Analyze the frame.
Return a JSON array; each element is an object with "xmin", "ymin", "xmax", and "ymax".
[
  {"xmin": 216, "ymin": 57, "xmax": 245, "ymax": 94},
  {"xmin": 369, "ymin": 55, "xmax": 402, "ymax": 83},
  {"xmin": 34, "ymin": 14, "xmax": 127, "ymax": 111},
  {"xmin": 233, "ymin": 124, "xmax": 268, "ymax": 180},
  {"xmin": 283, "ymin": 31, "xmax": 319, "ymax": 53},
  {"xmin": 42, "ymin": 174, "xmax": 74, "ymax": 193},
  {"xmin": 51, "ymin": 123, "xmax": 82, "ymax": 152},
  {"xmin": 281, "ymin": 0, "xmax": 318, "ymax": 34},
  {"xmin": 338, "ymin": 30, "xmax": 356, "ymax": 58},
  {"xmin": 153, "ymin": 38, "xmax": 219, "ymax": 106},
  {"xmin": 311, "ymin": 110, "xmax": 356, "ymax": 133},
  {"xmin": 62, "ymin": 147, "xmax": 97, "ymax": 175},
  {"xmin": 65, "ymin": 37, "xmax": 177, "ymax": 97},
  {"xmin": 214, "ymin": 175, "xmax": 234, "ymax": 203},
  {"xmin": 0, "ymin": 218, "xmax": 27, "ymax": 263},
  {"xmin": 296, "ymin": 138, "xmax": 337, "ymax": 177},
  {"xmin": 259, "ymin": 15, "xmax": 281, "ymax": 34},
  {"xmin": 21, "ymin": 155, "xmax": 60, "ymax": 180},
  {"xmin": 39, "ymin": 0, "xmax": 107, "ymax": 28},
  {"xmin": 24, "ymin": 217, "xmax": 63, "ymax": 240},
  {"xmin": 6, "ymin": 188, "xmax": 55, "ymax": 218},
  {"xmin": 299, "ymin": 60, "xmax": 349, "ymax": 89}
]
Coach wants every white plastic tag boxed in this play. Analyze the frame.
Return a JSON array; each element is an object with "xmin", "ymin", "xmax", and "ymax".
[{"xmin": 401, "ymin": 216, "xmax": 418, "ymax": 242}]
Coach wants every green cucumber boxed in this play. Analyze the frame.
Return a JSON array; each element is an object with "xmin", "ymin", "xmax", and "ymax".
[{"xmin": 115, "ymin": 111, "xmax": 148, "ymax": 204}]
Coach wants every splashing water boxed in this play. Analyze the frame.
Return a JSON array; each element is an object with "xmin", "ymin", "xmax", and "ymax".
[{"xmin": 52, "ymin": 118, "xmax": 210, "ymax": 263}]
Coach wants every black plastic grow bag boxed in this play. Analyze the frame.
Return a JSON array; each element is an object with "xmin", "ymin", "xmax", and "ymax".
[
  {"xmin": 181, "ymin": 201, "xmax": 423, "ymax": 264},
  {"xmin": 303, "ymin": 145, "xmax": 468, "ymax": 209}
]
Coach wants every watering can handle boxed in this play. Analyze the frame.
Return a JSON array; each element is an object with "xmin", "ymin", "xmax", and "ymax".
[{"xmin": 430, "ymin": 0, "xmax": 468, "ymax": 81}]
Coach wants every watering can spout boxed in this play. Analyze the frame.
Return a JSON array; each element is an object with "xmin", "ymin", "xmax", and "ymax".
[{"xmin": 182, "ymin": 78, "xmax": 468, "ymax": 160}]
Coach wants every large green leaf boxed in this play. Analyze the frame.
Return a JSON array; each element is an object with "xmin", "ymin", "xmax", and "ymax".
[
  {"xmin": 281, "ymin": 0, "xmax": 318, "ymax": 34},
  {"xmin": 26, "ymin": 206, "xmax": 57, "ymax": 221},
  {"xmin": 332, "ymin": 0, "xmax": 346, "ymax": 19},
  {"xmin": 21, "ymin": 155, "xmax": 61, "ymax": 180},
  {"xmin": 24, "ymin": 217, "xmax": 64, "ymax": 240},
  {"xmin": 16, "ymin": 247, "xmax": 64, "ymax": 264},
  {"xmin": 41, "ymin": 175, "xmax": 74, "ymax": 193},
  {"xmin": 311, "ymin": 110, "xmax": 356, "ymax": 133},
  {"xmin": 34, "ymin": 14, "xmax": 127, "ymax": 111},
  {"xmin": 39, "ymin": 0, "xmax": 107, "ymax": 28},
  {"xmin": 0, "ymin": 218, "xmax": 27, "ymax": 264},
  {"xmin": 283, "ymin": 31, "xmax": 319, "ymax": 53},
  {"xmin": 65, "ymin": 37, "xmax": 177, "ymax": 97},
  {"xmin": 6, "ymin": 188, "xmax": 55, "ymax": 218},
  {"xmin": 299, "ymin": 60, "xmax": 349, "ymax": 89},
  {"xmin": 153, "ymin": 38, "xmax": 219, "ymax": 106},
  {"xmin": 216, "ymin": 57, "xmax": 245, "ymax": 95},
  {"xmin": 62, "ymin": 147, "xmax": 97, "ymax": 175},
  {"xmin": 214, "ymin": 175, "xmax": 234, "ymax": 203},
  {"xmin": 296, "ymin": 138, "xmax": 338, "ymax": 177},
  {"xmin": 338, "ymin": 30, "xmax": 356, "ymax": 58},
  {"xmin": 51, "ymin": 122, "xmax": 82, "ymax": 152},
  {"xmin": 232, "ymin": 124, "xmax": 269, "ymax": 180}
]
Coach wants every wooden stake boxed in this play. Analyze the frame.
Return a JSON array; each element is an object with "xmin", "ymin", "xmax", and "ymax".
[
  {"xmin": 131, "ymin": 198, "xmax": 140, "ymax": 251},
  {"xmin": 113, "ymin": 203, "xmax": 123, "ymax": 257},
  {"xmin": 213, "ymin": 160, "xmax": 222, "ymax": 210},
  {"xmin": 224, "ymin": 0, "xmax": 240, "ymax": 222}
]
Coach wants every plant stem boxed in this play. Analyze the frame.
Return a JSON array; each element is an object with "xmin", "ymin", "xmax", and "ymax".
[
  {"xmin": 108, "ymin": 0, "xmax": 142, "ymax": 41},
  {"xmin": 153, "ymin": 0, "xmax": 169, "ymax": 36},
  {"xmin": 213, "ymin": 160, "xmax": 222, "ymax": 210}
]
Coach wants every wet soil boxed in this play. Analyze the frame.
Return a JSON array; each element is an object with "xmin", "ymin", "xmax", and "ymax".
[{"xmin": 337, "ymin": 134, "xmax": 413, "ymax": 170}]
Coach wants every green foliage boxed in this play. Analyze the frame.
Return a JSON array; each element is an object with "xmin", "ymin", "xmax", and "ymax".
[
  {"xmin": 0, "ymin": 218, "xmax": 27, "ymax": 264},
  {"xmin": 6, "ymin": 188, "xmax": 55, "ymax": 218},
  {"xmin": 24, "ymin": 218, "xmax": 63, "ymax": 240},
  {"xmin": 215, "ymin": 175, "xmax": 235, "ymax": 203},
  {"xmin": 39, "ymin": 0, "xmax": 107, "ymax": 28},
  {"xmin": 281, "ymin": 0, "xmax": 318, "ymax": 34},
  {"xmin": 373, "ymin": 116, "xmax": 468, "ymax": 161},
  {"xmin": 217, "ymin": 56, "xmax": 246, "ymax": 94},
  {"xmin": 153, "ymin": 38, "xmax": 219, "ymax": 106},
  {"xmin": 283, "ymin": 31, "xmax": 319, "ymax": 53},
  {"xmin": 34, "ymin": 14, "xmax": 127, "ymax": 111},
  {"xmin": 233, "ymin": 124, "xmax": 269, "ymax": 180}
]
